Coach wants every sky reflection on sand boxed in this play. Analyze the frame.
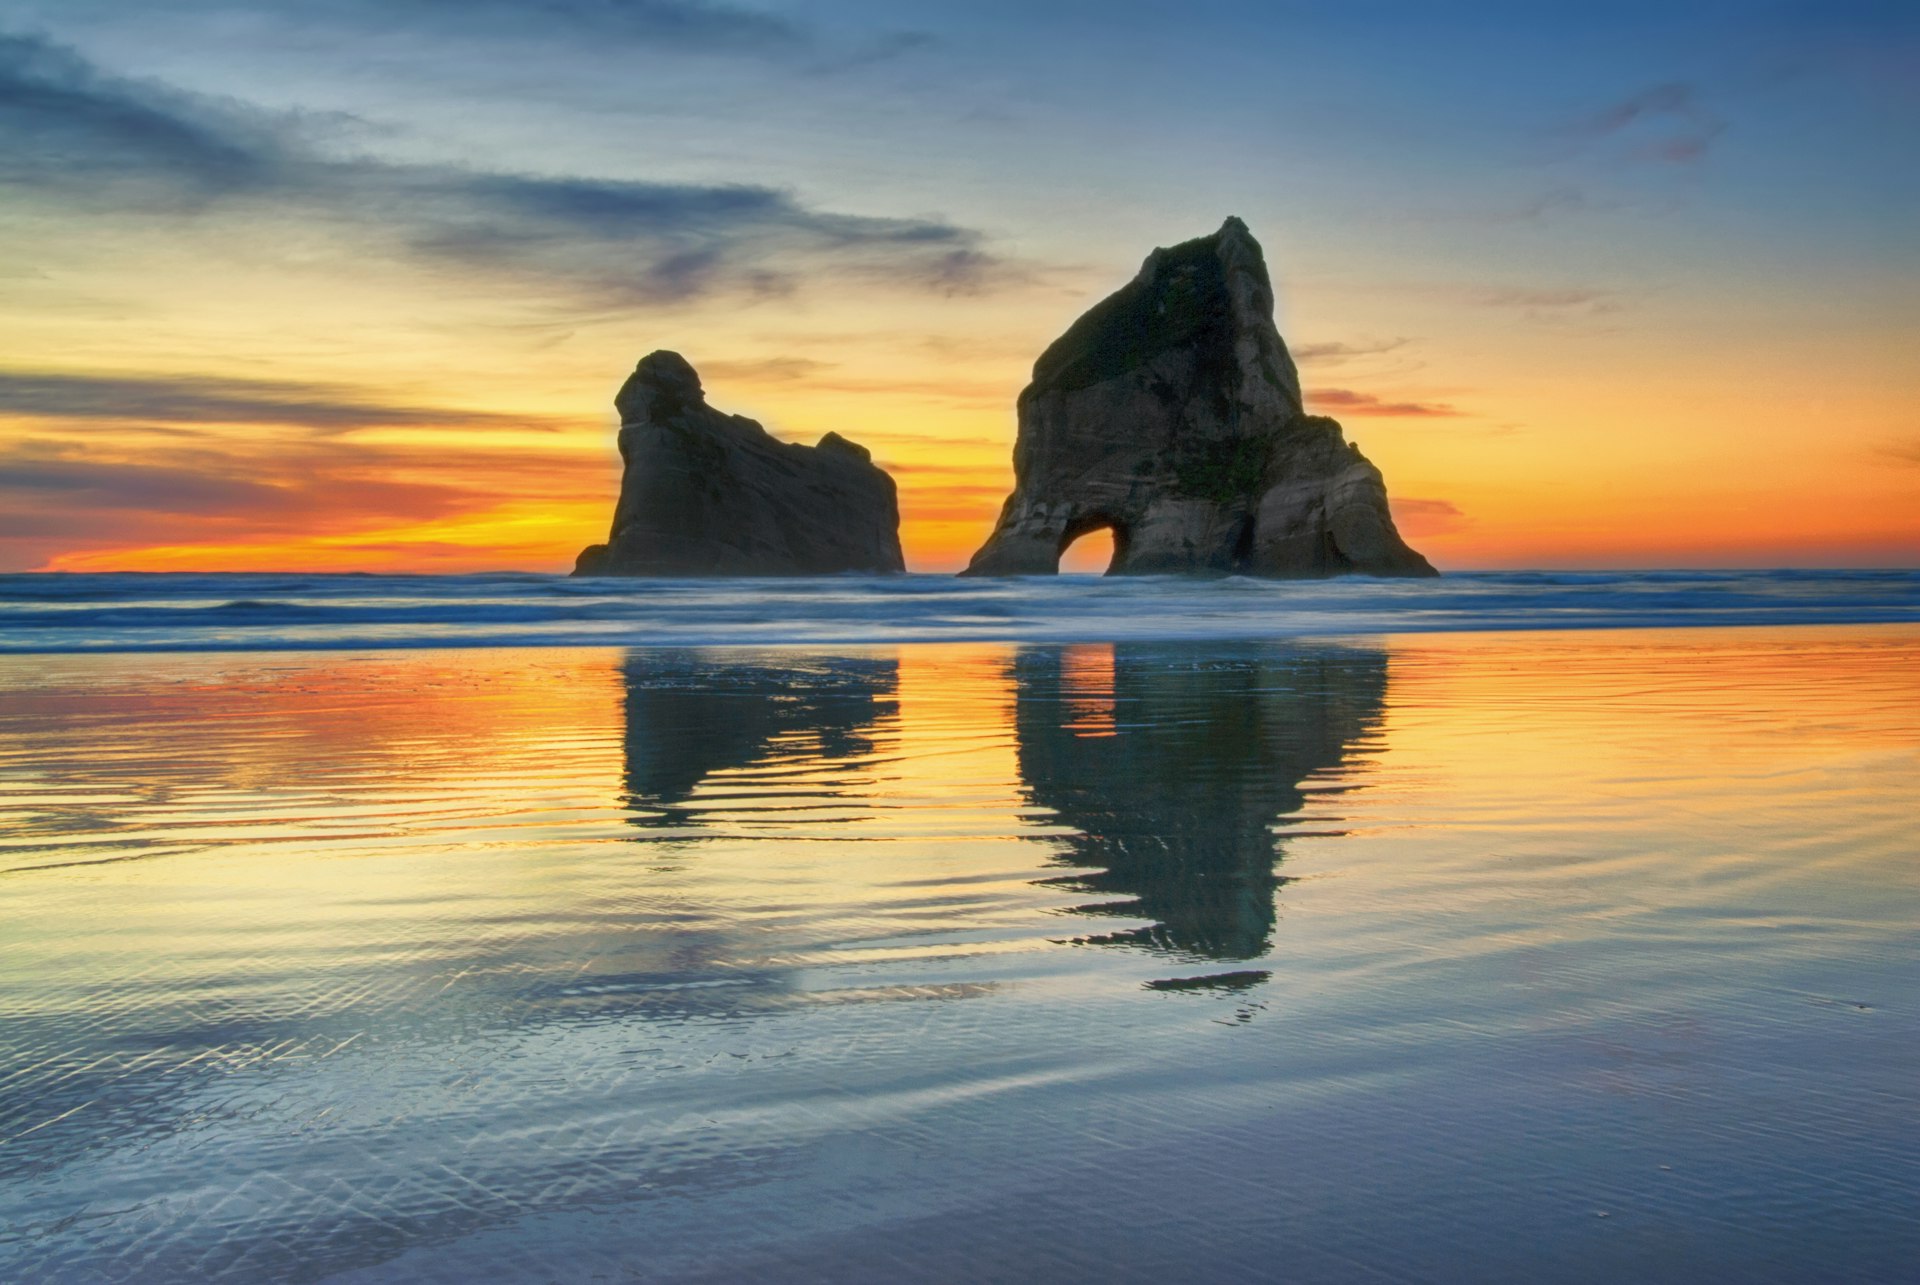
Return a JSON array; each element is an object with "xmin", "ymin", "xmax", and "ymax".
[{"xmin": 2, "ymin": 628, "xmax": 1917, "ymax": 1282}]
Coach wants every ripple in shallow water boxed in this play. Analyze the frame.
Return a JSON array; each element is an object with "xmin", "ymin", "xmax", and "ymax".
[{"xmin": 1, "ymin": 628, "xmax": 1917, "ymax": 1282}]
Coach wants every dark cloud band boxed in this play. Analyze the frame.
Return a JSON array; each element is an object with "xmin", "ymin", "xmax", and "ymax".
[
  {"xmin": 0, "ymin": 31, "xmax": 1005, "ymax": 306},
  {"xmin": 0, "ymin": 370, "xmax": 562, "ymax": 433}
]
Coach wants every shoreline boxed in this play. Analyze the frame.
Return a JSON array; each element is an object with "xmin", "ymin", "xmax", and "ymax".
[{"xmin": 1, "ymin": 568, "xmax": 1916, "ymax": 655}]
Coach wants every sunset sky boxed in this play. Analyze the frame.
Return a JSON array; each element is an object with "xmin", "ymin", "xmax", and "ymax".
[{"xmin": 2, "ymin": 0, "xmax": 1915, "ymax": 574}]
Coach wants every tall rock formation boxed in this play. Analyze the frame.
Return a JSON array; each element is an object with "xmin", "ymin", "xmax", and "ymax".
[
  {"xmin": 965, "ymin": 218, "xmax": 1435, "ymax": 577},
  {"xmin": 575, "ymin": 351, "xmax": 904, "ymax": 576}
]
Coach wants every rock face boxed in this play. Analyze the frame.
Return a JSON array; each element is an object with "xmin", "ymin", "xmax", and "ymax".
[
  {"xmin": 575, "ymin": 351, "xmax": 904, "ymax": 576},
  {"xmin": 964, "ymin": 218, "xmax": 1435, "ymax": 577}
]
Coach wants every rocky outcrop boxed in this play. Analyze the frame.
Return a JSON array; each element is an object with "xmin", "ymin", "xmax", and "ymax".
[
  {"xmin": 964, "ymin": 217, "xmax": 1435, "ymax": 577},
  {"xmin": 575, "ymin": 351, "xmax": 904, "ymax": 576}
]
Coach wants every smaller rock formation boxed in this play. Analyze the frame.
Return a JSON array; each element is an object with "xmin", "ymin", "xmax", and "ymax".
[
  {"xmin": 575, "ymin": 351, "xmax": 904, "ymax": 576},
  {"xmin": 964, "ymin": 217, "xmax": 1435, "ymax": 578}
]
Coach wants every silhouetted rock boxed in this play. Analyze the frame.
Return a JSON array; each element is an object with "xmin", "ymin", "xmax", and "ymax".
[
  {"xmin": 965, "ymin": 218, "xmax": 1435, "ymax": 577},
  {"xmin": 577, "ymin": 351, "xmax": 905, "ymax": 576}
]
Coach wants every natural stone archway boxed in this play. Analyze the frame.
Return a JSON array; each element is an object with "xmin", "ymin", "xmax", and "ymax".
[
  {"xmin": 964, "ymin": 217, "xmax": 1435, "ymax": 578},
  {"xmin": 1057, "ymin": 514, "xmax": 1128, "ymax": 574}
]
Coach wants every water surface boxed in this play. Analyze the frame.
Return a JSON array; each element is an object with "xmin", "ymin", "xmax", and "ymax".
[
  {"xmin": 2, "ymin": 627, "xmax": 1916, "ymax": 1281},
  {"xmin": 3, "ymin": 568, "xmax": 1917, "ymax": 652}
]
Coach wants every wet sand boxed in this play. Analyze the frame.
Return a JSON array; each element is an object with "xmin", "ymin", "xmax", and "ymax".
[{"xmin": 2, "ymin": 626, "xmax": 1916, "ymax": 1282}]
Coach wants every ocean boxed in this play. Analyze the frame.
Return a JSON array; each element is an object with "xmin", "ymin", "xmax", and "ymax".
[
  {"xmin": 2, "ymin": 568, "xmax": 1917, "ymax": 652},
  {"xmin": 1, "ymin": 572, "xmax": 1917, "ymax": 1282}
]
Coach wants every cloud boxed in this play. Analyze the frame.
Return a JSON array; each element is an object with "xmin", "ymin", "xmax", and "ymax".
[
  {"xmin": 0, "ymin": 32, "xmax": 290, "ymax": 200},
  {"xmin": 0, "ymin": 32, "xmax": 1008, "ymax": 306},
  {"xmin": 372, "ymin": 0, "xmax": 808, "ymax": 53},
  {"xmin": 773, "ymin": 373, "xmax": 1011, "ymax": 407},
  {"xmin": 1879, "ymin": 439, "xmax": 1920, "ymax": 466},
  {"xmin": 1560, "ymin": 82, "xmax": 1727, "ymax": 166},
  {"xmin": 1390, "ymin": 497, "xmax": 1467, "ymax": 537},
  {"xmin": 129, "ymin": 0, "xmax": 937, "ymax": 67},
  {"xmin": 1406, "ymin": 186, "xmax": 1613, "ymax": 227},
  {"xmin": 803, "ymin": 29, "xmax": 941, "ymax": 76},
  {"xmin": 851, "ymin": 431, "xmax": 1005, "ymax": 451},
  {"xmin": 0, "ymin": 441, "xmax": 464, "ymax": 544},
  {"xmin": 1310, "ymin": 389, "xmax": 1458, "ymax": 418},
  {"xmin": 1290, "ymin": 338, "xmax": 1411, "ymax": 366},
  {"xmin": 0, "ymin": 370, "xmax": 564, "ymax": 433},
  {"xmin": 0, "ymin": 453, "xmax": 293, "ymax": 516},
  {"xmin": 881, "ymin": 460, "xmax": 1006, "ymax": 477},
  {"xmin": 1483, "ymin": 186, "xmax": 1593, "ymax": 222},
  {"xmin": 1476, "ymin": 287, "xmax": 1612, "ymax": 310},
  {"xmin": 642, "ymin": 354, "xmax": 1011, "ymax": 407},
  {"xmin": 1472, "ymin": 286, "xmax": 1623, "ymax": 325},
  {"xmin": 697, "ymin": 357, "xmax": 838, "ymax": 383},
  {"xmin": 0, "ymin": 435, "xmax": 606, "ymax": 568}
]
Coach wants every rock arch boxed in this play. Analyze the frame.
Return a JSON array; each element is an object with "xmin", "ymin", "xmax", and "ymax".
[
  {"xmin": 964, "ymin": 218, "xmax": 1435, "ymax": 579},
  {"xmin": 1056, "ymin": 512, "xmax": 1130, "ymax": 574}
]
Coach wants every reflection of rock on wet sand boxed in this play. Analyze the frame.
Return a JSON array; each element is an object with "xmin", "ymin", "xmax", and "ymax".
[
  {"xmin": 1013, "ymin": 643, "xmax": 1387, "ymax": 964},
  {"xmin": 620, "ymin": 650, "xmax": 899, "ymax": 823}
]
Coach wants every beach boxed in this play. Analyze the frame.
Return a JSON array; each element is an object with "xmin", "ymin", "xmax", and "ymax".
[
  {"xmin": 2, "ymin": 600, "xmax": 1916, "ymax": 1281},
  {"xmin": 9, "ymin": 0, "xmax": 1915, "ymax": 1275}
]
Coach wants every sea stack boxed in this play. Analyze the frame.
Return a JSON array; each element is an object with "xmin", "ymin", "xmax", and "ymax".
[
  {"xmin": 575, "ymin": 351, "xmax": 905, "ymax": 576},
  {"xmin": 964, "ymin": 218, "xmax": 1435, "ymax": 577}
]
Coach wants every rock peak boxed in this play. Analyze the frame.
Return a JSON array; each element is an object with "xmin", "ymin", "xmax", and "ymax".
[
  {"xmin": 634, "ymin": 349, "xmax": 702, "ymax": 392},
  {"xmin": 576, "ymin": 352, "xmax": 904, "ymax": 577},
  {"xmin": 965, "ymin": 219, "xmax": 1434, "ymax": 579},
  {"xmin": 616, "ymin": 350, "xmax": 705, "ymax": 424}
]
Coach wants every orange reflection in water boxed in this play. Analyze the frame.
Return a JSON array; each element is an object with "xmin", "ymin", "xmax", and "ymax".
[
  {"xmin": 1373, "ymin": 625, "xmax": 1920, "ymax": 805},
  {"xmin": 1059, "ymin": 644, "xmax": 1119, "ymax": 738},
  {"xmin": 3, "ymin": 628, "xmax": 1919, "ymax": 1283}
]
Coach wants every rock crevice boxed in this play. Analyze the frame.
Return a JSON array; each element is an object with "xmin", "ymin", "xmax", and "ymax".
[{"xmin": 965, "ymin": 217, "xmax": 1435, "ymax": 577}]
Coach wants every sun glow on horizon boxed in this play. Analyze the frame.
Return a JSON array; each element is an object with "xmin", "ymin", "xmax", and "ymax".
[{"xmin": 2, "ymin": 6, "xmax": 1914, "ymax": 575}]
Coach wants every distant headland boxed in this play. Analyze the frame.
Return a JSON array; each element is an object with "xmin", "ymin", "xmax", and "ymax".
[{"xmin": 576, "ymin": 218, "xmax": 1434, "ymax": 579}]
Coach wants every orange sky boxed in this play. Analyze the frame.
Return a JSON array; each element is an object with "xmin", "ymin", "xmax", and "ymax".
[
  {"xmin": 3, "ymin": 10, "xmax": 1916, "ymax": 575},
  {"xmin": 19, "ymin": 293, "xmax": 1915, "ymax": 575}
]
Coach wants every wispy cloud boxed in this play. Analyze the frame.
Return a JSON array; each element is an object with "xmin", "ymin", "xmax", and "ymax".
[
  {"xmin": 1389, "ymin": 497, "xmax": 1468, "ymax": 537},
  {"xmin": 697, "ymin": 357, "xmax": 838, "ymax": 383},
  {"xmin": 0, "ymin": 435, "xmax": 606, "ymax": 568},
  {"xmin": 0, "ymin": 32, "xmax": 1007, "ymax": 307},
  {"xmin": 0, "ymin": 370, "xmax": 564, "ymax": 433},
  {"xmin": 36, "ymin": 0, "xmax": 935, "ymax": 66},
  {"xmin": 647, "ymin": 354, "xmax": 1011, "ymax": 407},
  {"xmin": 0, "ymin": 33, "xmax": 290, "ymax": 200},
  {"xmin": 1406, "ymin": 186, "xmax": 1612, "ymax": 227},
  {"xmin": 1310, "ymin": 388, "xmax": 1458, "ymax": 418},
  {"xmin": 1476, "ymin": 287, "xmax": 1610, "ymax": 310},
  {"xmin": 1559, "ymin": 82, "xmax": 1727, "ymax": 166},
  {"xmin": 881, "ymin": 460, "xmax": 1006, "ymax": 477},
  {"xmin": 768, "ymin": 372, "xmax": 1011, "ymax": 408},
  {"xmin": 1473, "ymin": 286, "xmax": 1623, "ymax": 324},
  {"xmin": 1290, "ymin": 338, "xmax": 1411, "ymax": 366},
  {"xmin": 371, "ymin": 0, "xmax": 810, "ymax": 53},
  {"xmin": 1879, "ymin": 438, "xmax": 1920, "ymax": 467},
  {"xmin": 851, "ymin": 431, "xmax": 1006, "ymax": 452}
]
